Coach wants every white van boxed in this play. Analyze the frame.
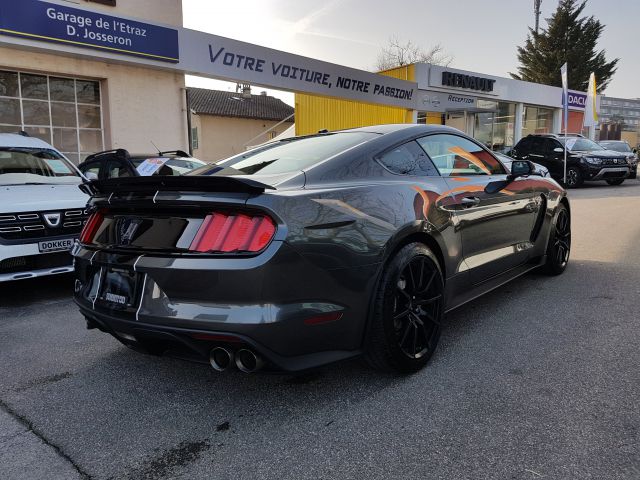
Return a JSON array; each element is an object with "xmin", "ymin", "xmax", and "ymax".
[{"xmin": 0, "ymin": 133, "xmax": 89, "ymax": 282}]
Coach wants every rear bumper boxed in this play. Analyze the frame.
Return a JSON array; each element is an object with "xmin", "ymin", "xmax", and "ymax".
[{"xmin": 73, "ymin": 242, "xmax": 380, "ymax": 371}]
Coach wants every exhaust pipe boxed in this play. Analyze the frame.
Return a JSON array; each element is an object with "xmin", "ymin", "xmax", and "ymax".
[
  {"xmin": 235, "ymin": 349, "xmax": 264, "ymax": 373},
  {"xmin": 209, "ymin": 347, "xmax": 233, "ymax": 372}
]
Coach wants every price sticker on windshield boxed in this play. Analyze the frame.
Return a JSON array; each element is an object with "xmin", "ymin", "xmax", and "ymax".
[{"xmin": 136, "ymin": 157, "xmax": 169, "ymax": 176}]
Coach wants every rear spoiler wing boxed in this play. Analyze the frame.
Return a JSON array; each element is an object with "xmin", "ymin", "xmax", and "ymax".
[{"xmin": 79, "ymin": 175, "xmax": 276, "ymax": 196}]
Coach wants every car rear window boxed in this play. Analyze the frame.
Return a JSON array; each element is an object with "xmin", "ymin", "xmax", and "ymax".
[{"xmin": 190, "ymin": 132, "xmax": 378, "ymax": 176}]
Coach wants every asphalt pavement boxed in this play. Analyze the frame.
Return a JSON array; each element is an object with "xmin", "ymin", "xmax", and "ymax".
[{"xmin": 1, "ymin": 181, "xmax": 639, "ymax": 480}]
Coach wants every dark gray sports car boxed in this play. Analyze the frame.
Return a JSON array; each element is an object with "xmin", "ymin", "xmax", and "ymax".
[{"xmin": 73, "ymin": 124, "xmax": 571, "ymax": 374}]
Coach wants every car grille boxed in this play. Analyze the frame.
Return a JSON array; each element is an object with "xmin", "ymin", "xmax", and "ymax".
[
  {"xmin": 0, "ymin": 209, "xmax": 89, "ymax": 241},
  {"xmin": 0, "ymin": 252, "xmax": 72, "ymax": 274},
  {"xmin": 596, "ymin": 157, "xmax": 628, "ymax": 166}
]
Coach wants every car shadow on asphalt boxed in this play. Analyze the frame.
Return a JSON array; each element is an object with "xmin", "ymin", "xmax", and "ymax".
[{"xmin": 0, "ymin": 273, "xmax": 74, "ymax": 308}]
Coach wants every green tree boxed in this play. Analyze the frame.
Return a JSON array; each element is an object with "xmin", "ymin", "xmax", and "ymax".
[{"xmin": 510, "ymin": 0, "xmax": 618, "ymax": 92}]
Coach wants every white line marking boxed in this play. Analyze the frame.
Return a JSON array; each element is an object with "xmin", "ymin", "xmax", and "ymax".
[
  {"xmin": 136, "ymin": 274, "xmax": 148, "ymax": 321},
  {"xmin": 92, "ymin": 267, "xmax": 103, "ymax": 310},
  {"xmin": 133, "ymin": 255, "xmax": 143, "ymax": 272}
]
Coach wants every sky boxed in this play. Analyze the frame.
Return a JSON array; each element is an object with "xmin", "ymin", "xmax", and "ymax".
[{"xmin": 182, "ymin": 0, "xmax": 639, "ymax": 106}]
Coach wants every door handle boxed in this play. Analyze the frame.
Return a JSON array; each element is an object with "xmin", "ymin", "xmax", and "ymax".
[{"xmin": 460, "ymin": 196, "xmax": 481, "ymax": 208}]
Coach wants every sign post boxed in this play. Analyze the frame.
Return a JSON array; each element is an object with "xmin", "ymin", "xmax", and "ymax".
[{"xmin": 560, "ymin": 63, "xmax": 568, "ymax": 185}]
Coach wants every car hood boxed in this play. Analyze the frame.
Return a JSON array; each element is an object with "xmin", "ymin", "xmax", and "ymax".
[
  {"xmin": 573, "ymin": 149, "xmax": 627, "ymax": 158},
  {"xmin": 0, "ymin": 183, "xmax": 89, "ymax": 213}
]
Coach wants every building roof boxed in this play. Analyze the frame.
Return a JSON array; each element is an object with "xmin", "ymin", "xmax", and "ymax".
[{"xmin": 187, "ymin": 88, "xmax": 294, "ymax": 122}]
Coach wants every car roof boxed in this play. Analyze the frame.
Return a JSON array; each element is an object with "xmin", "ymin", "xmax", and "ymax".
[
  {"xmin": 0, "ymin": 133, "xmax": 58, "ymax": 149},
  {"xmin": 337, "ymin": 123, "xmax": 462, "ymax": 136}
]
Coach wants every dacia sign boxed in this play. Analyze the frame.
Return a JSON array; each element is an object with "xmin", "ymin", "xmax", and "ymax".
[{"xmin": 0, "ymin": 0, "xmax": 179, "ymax": 62}]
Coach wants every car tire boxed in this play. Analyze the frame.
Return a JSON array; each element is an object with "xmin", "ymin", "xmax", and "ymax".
[
  {"xmin": 365, "ymin": 243, "xmax": 444, "ymax": 373},
  {"xmin": 605, "ymin": 178, "xmax": 625, "ymax": 186},
  {"xmin": 543, "ymin": 203, "xmax": 571, "ymax": 276},
  {"xmin": 564, "ymin": 167, "xmax": 583, "ymax": 188}
]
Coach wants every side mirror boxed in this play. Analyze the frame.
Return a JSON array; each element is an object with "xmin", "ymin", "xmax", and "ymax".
[
  {"xmin": 553, "ymin": 147, "xmax": 564, "ymax": 154},
  {"xmin": 510, "ymin": 160, "xmax": 533, "ymax": 177},
  {"xmin": 633, "ymin": 148, "xmax": 638, "ymax": 154}
]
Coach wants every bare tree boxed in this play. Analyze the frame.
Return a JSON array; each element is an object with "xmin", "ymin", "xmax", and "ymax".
[{"xmin": 375, "ymin": 36, "xmax": 453, "ymax": 71}]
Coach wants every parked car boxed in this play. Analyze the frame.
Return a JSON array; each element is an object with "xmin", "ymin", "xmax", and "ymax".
[
  {"xmin": 77, "ymin": 149, "xmax": 206, "ymax": 180},
  {"xmin": 73, "ymin": 125, "xmax": 570, "ymax": 374},
  {"xmin": 495, "ymin": 152, "xmax": 550, "ymax": 178},
  {"xmin": 0, "ymin": 133, "xmax": 89, "ymax": 282},
  {"xmin": 511, "ymin": 133, "xmax": 631, "ymax": 187},
  {"xmin": 597, "ymin": 140, "xmax": 637, "ymax": 179}
]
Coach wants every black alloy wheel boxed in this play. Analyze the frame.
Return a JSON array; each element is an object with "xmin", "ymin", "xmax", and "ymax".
[
  {"xmin": 366, "ymin": 243, "xmax": 444, "ymax": 373},
  {"xmin": 564, "ymin": 167, "xmax": 582, "ymax": 188},
  {"xmin": 606, "ymin": 178, "xmax": 625, "ymax": 186},
  {"xmin": 543, "ymin": 204, "xmax": 571, "ymax": 275}
]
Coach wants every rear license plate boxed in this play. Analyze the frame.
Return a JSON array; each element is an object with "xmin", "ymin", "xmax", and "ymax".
[
  {"xmin": 99, "ymin": 268, "xmax": 139, "ymax": 308},
  {"xmin": 38, "ymin": 238, "xmax": 75, "ymax": 253}
]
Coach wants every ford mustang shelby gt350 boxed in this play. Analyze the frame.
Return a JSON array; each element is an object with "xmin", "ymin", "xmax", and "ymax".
[{"xmin": 73, "ymin": 124, "xmax": 570, "ymax": 374}]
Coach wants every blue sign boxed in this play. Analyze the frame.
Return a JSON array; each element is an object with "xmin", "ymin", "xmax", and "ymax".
[
  {"xmin": 567, "ymin": 92, "xmax": 587, "ymax": 109},
  {"xmin": 0, "ymin": 0, "xmax": 179, "ymax": 63}
]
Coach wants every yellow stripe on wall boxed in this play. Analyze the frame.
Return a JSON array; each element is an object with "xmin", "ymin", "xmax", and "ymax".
[{"xmin": 295, "ymin": 65, "xmax": 416, "ymax": 136}]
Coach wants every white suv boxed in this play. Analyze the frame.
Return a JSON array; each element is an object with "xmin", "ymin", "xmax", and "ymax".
[{"xmin": 0, "ymin": 133, "xmax": 89, "ymax": 282}]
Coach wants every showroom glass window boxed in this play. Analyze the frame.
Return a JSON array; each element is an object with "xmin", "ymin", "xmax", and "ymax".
[
  {"xmin": 416, "ymin": 134, "xmax": 505, "ymax": 176},
  {"xmin": 472, "ymin": 101, "xmax": 516, "ymax": 152},
  {"xmin": 522, "ymin": 106, "xmax": 554, "ymax": 137},
  {"xmin": 0, "ymin": 70, "xmax": 104, "ymax": 164}
]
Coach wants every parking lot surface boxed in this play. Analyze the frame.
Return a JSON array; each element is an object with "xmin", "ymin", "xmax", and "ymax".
[{"xmin": 1, "ymin": 182, "xmax": 639, "ymax": 480}]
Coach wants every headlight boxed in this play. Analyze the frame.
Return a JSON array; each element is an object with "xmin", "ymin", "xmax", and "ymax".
[{"xmin": 585, "ymin": 157, "xmax": 602, "ymax": 165}]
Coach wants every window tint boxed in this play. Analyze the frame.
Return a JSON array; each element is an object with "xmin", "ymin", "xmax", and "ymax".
[
  {"xmin": 529, "ymin": 137, "xmax": 548, "ymax": 153},
  {"xmin": 0, "ymin": 147, "xmax": 79, "ymax": 185},
  {"xmin": 194, "ymin": 132, "xmax": 377, "ymax": 176},
  {"xmin": 377, "ymin": 140, "xmax": 439, "ymax": 176},
  {"xmin": 106, "ymin": 159, "xmax": 133, "ymax": 178},
  {"xmin": 560, "ymin": 137, "xmax": 604, "ymax": 152},
  {"xmin": 515, "ymin": 137, "xmax": 532, "ymax": 154},
  {"xmin": 416, "ymin": 134, "xmax": 505, "ymax": 176}
]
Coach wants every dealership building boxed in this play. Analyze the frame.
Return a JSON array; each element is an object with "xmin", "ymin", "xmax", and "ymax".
[
  {"xmin": 0, "ymin": 0, "xmax": 596, "ymax": 164},
  {"xmin": 295, "ymin": 63, "xmax": 596, "ymax": 151}
]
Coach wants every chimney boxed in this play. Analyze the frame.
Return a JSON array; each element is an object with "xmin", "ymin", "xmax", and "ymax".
[
  {"xmin": 241, "ymin": 83, "xmax": 251, "ymax": 99},
  {"xmin": 260, "ymin": 91, "xmax": 267, "ymax": 96}
]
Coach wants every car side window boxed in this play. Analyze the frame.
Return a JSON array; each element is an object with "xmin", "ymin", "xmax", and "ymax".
[
  {"xmin": 514, "ymin": 138, "xmax": 531, "ymax": 156},
  {"xmin": 416, "ymin": 134, "xmax": 506, "ymax": 176},
  {"xmin": 106, "ymin": 159, "xmax": 132, "ymax": 178},
  {"xmin": 376, "ymin": 141, "xmax": 439, "ymax": 176},
  {"xmin": 529, "ymin": 137, "xmax": 547, "ymax": 154},
  {"xmin": 80, "ymin": 162, "xmax": 100, "ymax": 178}
]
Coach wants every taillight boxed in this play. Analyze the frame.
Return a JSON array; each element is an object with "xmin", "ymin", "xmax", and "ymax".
[
  {"xmin": 189, "ymin": 212, "xmax": 276, "ymax": 253},
  {"xmin": 79, "ymin": 210, "xmax": 104, "ymax": 244}
]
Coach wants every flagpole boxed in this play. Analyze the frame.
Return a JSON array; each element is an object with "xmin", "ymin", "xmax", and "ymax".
[{"xmin": 561, "ymin": 63, "xmax": 568, "ymax": 186}]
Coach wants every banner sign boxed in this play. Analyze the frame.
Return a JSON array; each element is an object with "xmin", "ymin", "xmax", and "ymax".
[
  {"xmin": 0, "ymin": 0, "xmax": 179, "ymax": 63},
  {"xmin": 177, "ymin": 29, "xmax": 418, "ymax": 109},
  {"xmin": 0, "ymin": 1, "xmax": 417, "ymax": 108}
]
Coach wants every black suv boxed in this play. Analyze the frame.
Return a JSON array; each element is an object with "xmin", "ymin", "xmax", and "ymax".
[
  {"xmin": 77, "ymin": 149, "xmax": 206, "ymax": 180},
  {"xmin": 511, "ymin": 134, "xmax": 632, "ymax": 187}
]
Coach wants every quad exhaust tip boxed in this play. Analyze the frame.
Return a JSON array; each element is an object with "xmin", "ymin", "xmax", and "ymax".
[
  {"xmin": 235, "ymin": 349, "xmax": 264, "ymax": 373},
  {"xmin": 209, "ymin": 347, "xmax": 233, "ymax": 371}
]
